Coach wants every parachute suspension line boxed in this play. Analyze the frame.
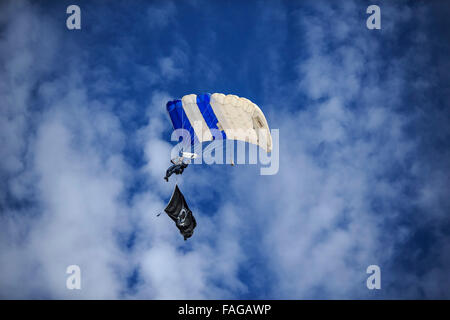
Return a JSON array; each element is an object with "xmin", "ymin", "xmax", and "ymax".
[
  {"xmin": 202, "ymin": 139, "xmax": 220, "ymax": 154},
  {"xmin": 176, "ymin": 138, "xmax": 182, "ymax": 161},
  {"xmin": 194, "ymin": 141, "xmax": 203, "ymax": 159},
  {"xmin": 179, "ymin": 103, "xmax": 184, "ymax": 157},
  {"xmin": 202, "ymin": 139, "xmax": 225, "ymax": 163},
  {"xmin": 177, "ymin": 108, "xmax": 190, "ymax": 161}
]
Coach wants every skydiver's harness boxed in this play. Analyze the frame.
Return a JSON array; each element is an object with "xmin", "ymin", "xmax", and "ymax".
[
  {"xmin": 165, "ymin": 162, "xmax": 188, "ymax": 180},
  {"xmin": 164, "ymin": 154, "xmax": 192, "ymax": 181}
]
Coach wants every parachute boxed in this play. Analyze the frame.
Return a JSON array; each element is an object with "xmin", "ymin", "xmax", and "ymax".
[{"xmin": 166, "ymin": 93, "xmax": 272, "ymax": 160}]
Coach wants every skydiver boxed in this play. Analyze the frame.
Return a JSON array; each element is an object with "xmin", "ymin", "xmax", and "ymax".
[{"xmin": 164, "ymin": 158, "xmax": 188, "ymax": 182}]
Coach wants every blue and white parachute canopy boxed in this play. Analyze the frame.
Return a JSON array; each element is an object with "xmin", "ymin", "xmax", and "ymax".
[{"xmin": 166, "ymin": 93, "xmax": 272, "ymax": 159}]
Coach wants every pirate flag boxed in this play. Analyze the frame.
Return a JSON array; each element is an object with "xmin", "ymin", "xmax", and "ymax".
[{"xmin": 164, "ymin": 185, "xmax": 197, "ymax": 240}]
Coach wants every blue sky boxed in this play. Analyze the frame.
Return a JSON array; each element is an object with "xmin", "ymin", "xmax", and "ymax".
[{"xmin": 1, "ymin": 0, "xmax": 449, "ymax": 299}]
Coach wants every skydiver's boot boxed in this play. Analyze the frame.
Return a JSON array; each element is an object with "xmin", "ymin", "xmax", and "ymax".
[
  {"xmin": 164, "ymin": 167, "xmax": 175, "ymax": 181},
  {"xmin": 164, "ymin": 170, "xmax": 171, "ymax": 182}
]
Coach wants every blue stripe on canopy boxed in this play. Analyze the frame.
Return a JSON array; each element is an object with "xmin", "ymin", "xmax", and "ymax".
[
  {"xmin": 166, "ymin": 99, "xmax": 198, "ymax": 146},
  {"xmin": 196, "ymin": 93, "xmax": 227, "ymax": 140}
]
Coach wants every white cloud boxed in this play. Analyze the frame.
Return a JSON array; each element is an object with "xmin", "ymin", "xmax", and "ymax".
[{"xmin": 146, "ymin": 1, "xmax": 176, "ymax": 29}]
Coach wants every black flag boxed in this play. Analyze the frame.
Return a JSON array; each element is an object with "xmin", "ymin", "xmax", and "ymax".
[{"xmin": 164, "ymin": 185, "xmax": 197, "ymax": 240}]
